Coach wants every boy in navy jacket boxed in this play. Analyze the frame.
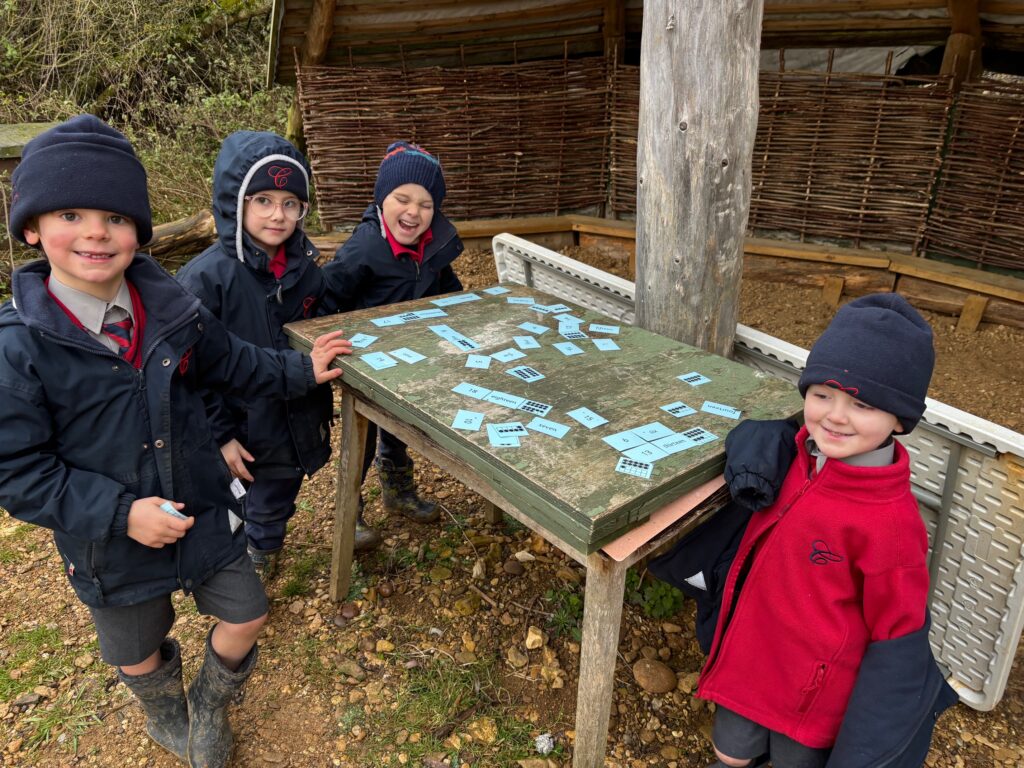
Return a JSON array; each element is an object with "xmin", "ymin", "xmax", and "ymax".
[
  {"xmin": 323, "ymin": 141, "xmax": 465, "ymax": 548},
  {"xmin": 0, "ymin": 116, "xmax": 351, "ymax": 768},
  {"xmin": 178, "ymin": 131, "xmax": 343, "ymax": 578}
]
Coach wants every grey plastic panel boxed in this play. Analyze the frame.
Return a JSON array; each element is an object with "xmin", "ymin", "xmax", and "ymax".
[{"xmin": 492, "ymin": 232, "xmax": 1024, "ymax": 711}]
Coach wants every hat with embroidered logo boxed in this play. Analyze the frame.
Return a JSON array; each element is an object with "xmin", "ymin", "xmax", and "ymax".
[
  {"xmin": 9, "ymin": 114, "xmax": 153, "ymax": 247},
  {"xmin": 243, "ymin": 145, "xmax": 309, "ymax": 202},
  {"xmin": 373, "ymin": 141, "xmax": 446, "ymax": 208},
  {"xmin": 798, "ymin": 293, "xmax": 934, "ymax": 433}
]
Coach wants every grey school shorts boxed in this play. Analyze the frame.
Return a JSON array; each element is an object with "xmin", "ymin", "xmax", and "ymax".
[
  {"xmin": 712, "ymin": 704, "xmax": 831, "ymax": 768},
  {"xmin": 88, "ymin": 553, "xmax": 268, "ymax": 667}
]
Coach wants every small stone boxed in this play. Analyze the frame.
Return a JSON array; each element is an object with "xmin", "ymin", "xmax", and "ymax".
[
  {"xmin": 662, "ymin": 622, "xmax": 682, "ymax": 634},
  {"xmin": 503, "ymin": 560, "xmax": 525, "ymax": 576},
  {"xmin": 677, "ymin": 671, "xmax": 700, "ymax": 694},
  {"xmin": 341, "ymin": 603, "xmax": 359, "ymax": 619},
  {"xmin": 660, "ymin": 746, "xmax": 680, "ymax": 760},
  {"xmin": 454, "ymin": 651, "xmax": 477, "ymax": 664},
  {"xmin": 454, "ymin": 593, "xmax": 481, "ymax": 616},
  {"xmin": 261, "ymin": 751, "xmax": 286, "ymax": 763},
  {"xmin": 525, "ymin": 625, "xmax": 547, "ymax": 650},
  {"xmin": 507, "ymin": 647, "xmax": 529, "ymax": 668},
  {"xmin": 640, "ymin": 645, "xmax": 658, "ymax": 660},
  {"xmin": 74, "ymin": 653, "xmax": 94, "ymax": 669},
  {"xmin": 376, "ymin": 639, "xmax": 395, "ymax": 653},
  {"xmin": 467, "ymin": 716, "xmax": 498, "ymax": 745},
  {"xmin": 632, "ymin": 659, "xmax": 677, "ymax": 694},
  {"xmin": 336, "ymin": 659, "xmax": 366, "ymax": 682},
  {"xmin": 471, "ymin": 558, "xmax": 486, "ymax": 580},
  {"xmin": 513, "ymin": 550, "xmax": 536, "ymax": 562},
  {"xmin": 377, "ymin": 581, "xmax": 394, "ymax": 598},
  {"xmin": 12, "ymin": 693, "xmax": 40, "ymax": 707},
  {"xmin": 288, "ymin": 600, "xmax": 304, "ymax": 614},
  {"xmin": 429, "ymin": 566, "xmax": 452, "ymax": 582},
  {"xmin": 554, "ymin": 566, "xmax": 580, "ymax": 584}
]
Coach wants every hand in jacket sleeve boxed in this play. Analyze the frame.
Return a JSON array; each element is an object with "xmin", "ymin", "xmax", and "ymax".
[{"xmin": 724, "ymin": 417, "xmax": 800, "ymax": 511}]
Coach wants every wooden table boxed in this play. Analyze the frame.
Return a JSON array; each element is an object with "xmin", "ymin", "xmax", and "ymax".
[{"xmin": 286, "ymin": 285, "xmax": 800, "ymax": 767}]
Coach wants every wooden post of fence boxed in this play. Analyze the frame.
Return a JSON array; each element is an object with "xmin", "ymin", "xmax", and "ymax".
[
  {"xmin": 635, "ymin": 0, "xmax": 764, "ymax": 356},
  {"xmin": 940, "ymin": 0, "xmax": 983, "ymax": 90},
  {"xmin": 287, "ymin": 0, "xmax": 338, "ymax": 148}
]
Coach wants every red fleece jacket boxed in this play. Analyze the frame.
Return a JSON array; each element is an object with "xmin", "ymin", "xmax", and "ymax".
[{"xmin": 697, "ymin": 427, "xmax": 929, "ymax": 749}]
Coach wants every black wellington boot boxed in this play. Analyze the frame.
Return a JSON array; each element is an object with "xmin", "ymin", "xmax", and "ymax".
[
  {"xmin": 377, "ymin": 458, "xmax": 440, "ymax": 523},
  {"xmin": 117, "ymin": 638, "xmax": 190, "ymax": 761},
  {"xmin": 186, "ymin": 629, "xmax": 258, "ymax": 768},
  {"xmin": 354, "ymin": 497, "xmax": 382, "ymax": 552}
]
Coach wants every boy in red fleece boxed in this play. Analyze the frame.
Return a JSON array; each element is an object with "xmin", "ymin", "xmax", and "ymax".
[{"xmin": 697, "ymin": 294, "xmax": 939, "ymax": 768}]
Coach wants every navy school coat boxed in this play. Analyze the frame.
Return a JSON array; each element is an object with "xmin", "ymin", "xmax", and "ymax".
[{"xmin": 0, "ymin": 254, "xmax": 316, "ymax": 607}]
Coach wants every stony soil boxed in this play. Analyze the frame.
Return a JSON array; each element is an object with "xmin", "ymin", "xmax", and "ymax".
[{"xmin": 2, "ymin": 246, "xmax": 1022, "ymax": 768}]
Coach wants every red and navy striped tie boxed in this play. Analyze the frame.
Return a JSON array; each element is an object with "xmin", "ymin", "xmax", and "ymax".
[{"xmin": 102, "ymin": 316, "xmax": 133, "ymax": 356}]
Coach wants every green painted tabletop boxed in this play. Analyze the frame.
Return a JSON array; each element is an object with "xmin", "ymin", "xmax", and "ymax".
[{"xmin": 286, "ymin": 285, "xmax": 802, "ymax": 553}]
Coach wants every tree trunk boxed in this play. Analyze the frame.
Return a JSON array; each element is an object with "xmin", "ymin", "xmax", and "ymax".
[
  {"xmin": 147, "ymin": 209, "xmax": 216, "ymax": 261},
  {"xmin": 635, "ymin": 0, "xmax": 764, "ymax": 356}
]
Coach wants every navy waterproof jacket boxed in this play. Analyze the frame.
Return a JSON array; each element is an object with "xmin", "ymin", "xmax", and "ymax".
[
  {"xmin": 177, "ymin": 131, "xmax": 337, "ymax": 479},
  {"xmin": 322, "ymin": 203, "xmax": 464, "ymax": 311},
  {"xmin": 0, "ymin": 254, "xmax": 316, "ymax": 607}
]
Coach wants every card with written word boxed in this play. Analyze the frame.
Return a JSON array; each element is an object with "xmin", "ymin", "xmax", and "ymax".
[
  {"xmin": 465, "ymin": 354, "xmax": 492, "ymax": 369},
  {"xmin": 632, "ymin": 421, "xmax": 675, "ymax": 441},
  {"xmin": 452, "ymin": 382, "xmax": 491, "ymax": 399},
  {"xmin": 413, "ymin": 308, "xmax": 448, "ymax": 319},
  {"xmin": 484, "ymin": 390, "xmax": 528, "ymax": 409},
  {"xmin": 492, "ymin": 348, "xmax": 526, "ymax": 363},
  {"xmin": 526, "ymin": 417, "xmax": 570, "ymax": 439},
  {"xmin": 553, "ymin": 341, "xmax": 584, "ymax": 356},
  {"xmin": 391, "ymin": 347, "xmax": 426, "ymax": 364},
  {"xmin": 429, "ymin": 324, "xmax": 480, "ymax": 351},
  {"xmin": 360, "ymin": 352, "xmax": 398, "ymax": 370},
  {"xmin": 652, "ymin": 432, "xmax": 697, "ymax": 455},
  {"xmin": 566, "ymin": 407, "xmax": 607, "ymax": 428},
  {"xmin": 431, "ymin": 293, "xmax": 482, "ymax": 307},
  {"xmin": 451, "ymin": 410, "xmax": 484, "ymax": 431},
  {"xmin": 348, "ymin": 333, "xmax": 378, "ymax": 348},
  {"xmin": 701, "ymin": 401, "xmax": 742, "ymax": 420},
  {"xmin": 508, "ymin": 296, "xmax": 536, "ymax": 305},
  {"xmin": 589, "ymin": 323, "xmax": 619, "ymax": 335}
]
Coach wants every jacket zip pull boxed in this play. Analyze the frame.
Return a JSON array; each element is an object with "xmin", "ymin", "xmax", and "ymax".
[{"xmin": 276, "ymin": 284, "xmax": 283, "ymax": 304}]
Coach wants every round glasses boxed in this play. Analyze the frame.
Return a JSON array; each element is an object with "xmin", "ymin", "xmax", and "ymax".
[{"xmin": 244, "ymin": 195, "xmax": 309, "ymax": 221}]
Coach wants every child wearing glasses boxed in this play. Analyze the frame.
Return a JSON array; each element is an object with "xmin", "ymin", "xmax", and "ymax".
[{"xmin": 178, "ymin": 131, "xmax": 344, "ymax": 583}]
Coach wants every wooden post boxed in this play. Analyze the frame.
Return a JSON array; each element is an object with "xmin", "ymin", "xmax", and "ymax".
[
  {"xmin": 956, "ymin": 294, "xmax": 988, "ymax": 333},
  {"xmin": 940, "ymin": 0, "xmax": 982, "ymax": 89},
  {"xmin": 635, "ymin": 0, "xmax": 765, "ymax": 356},
  {"xmin": 603, "ymin": 0, "xmax": 626, "ymax": 63},
  {"xmin": 287, "ymin": 0, "xmax": 337, "ymax": 149},
  {"xmin": 331, "ymin": 390, "xmax": 367, "ymax": 603},
  {"xmin": 822, "ymin": 275, "xmax": 845, "ymax": 308}
]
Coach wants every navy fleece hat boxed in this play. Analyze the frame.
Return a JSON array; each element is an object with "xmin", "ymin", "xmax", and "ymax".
[
  {"xmin": 798, "ymin": 293, "xmax": 934, "ymax": 433},
  {"xmin": 373, "ymin": 141, "xmax": 446, "ymax": 207},
  {"xmin": 9, "ymin": 114, "xmax": 153, "ymax": 246},
  {"xmin": 245, "ymin": 156, "xmax": 309, "ymax": 202}
]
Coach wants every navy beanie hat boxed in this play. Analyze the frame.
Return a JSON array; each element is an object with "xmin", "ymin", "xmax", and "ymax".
[
  {"xmin": 798, "ymin": 293, "xmax": 935, "ymax": 433},
  {"xmin": 245, "ymin": 156, "xmax": 309, "ymax": 202},
  {"xmin": 9, "ymin": 114, "xmax": 153, "ymax": 246},
  {"xmin": 373, "ymin": 141, "xmax": 446, "ymax": 208}
]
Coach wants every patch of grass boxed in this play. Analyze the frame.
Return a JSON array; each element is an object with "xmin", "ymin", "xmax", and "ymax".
[
  {"xmin": 280, "ymin": 549, "xmax": 330, "ymax": 598},
  {"xmin": 23, "ymin": 686, "xmax": 100, "ymax": 752},
  {"xmin": 626, "ymin": 570, "xmax": 686, "ymax": 620},
  {"xmin": 543, "ymin": 587, "xmax": 584, "ymax": 642},
  {"xmin": 295, "ymin": 636, "xmax": 334, "ymax": 687},
  {"xmin": 357, "ymin": 655, "xmax": 537, "ymax": 765},
  {"xmin": 0, "ymin": 626, "xmax": 80, "ymax": 700},
  {"xmin": 0, "ymin": 522, "xmax": 42, "ymax": 564},
  {"xmin": 345, "ymin": 560, "xmax": 368, "ymax": 603}
]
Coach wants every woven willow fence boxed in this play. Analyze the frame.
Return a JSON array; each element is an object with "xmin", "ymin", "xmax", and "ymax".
[
  {"xmin": 299, "ymin": 58, "xmax": 1024, "ymax": 272},
  {"xmin": 920, "ymin": 80, "xmax": 1024, "ymax": 270},
  {"xmin": 297, "ymin": 57, "xmax": 610, "ymax": 228}
]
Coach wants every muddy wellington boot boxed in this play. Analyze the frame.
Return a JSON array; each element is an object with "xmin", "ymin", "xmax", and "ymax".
[
  {"xmin": 117, "ymin": 638, "xmax": 190, "ymax": 761},
  {"xmin": 354, "ymin": 497, "xmax": 382, "ymax": 552},
  {"xmin": 186, "ymin": 629, "xmax": 258, "ymax": 768},
  {"xmin": 246, "ymin": 545, "xmax": 280, "ymax": 586},
  {"xmin": 377, "ymin": 458, "xmax": 440, "ymax": 523}
]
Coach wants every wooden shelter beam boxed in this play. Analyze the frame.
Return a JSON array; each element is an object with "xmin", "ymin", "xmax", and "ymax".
[
  {"xmin": 941, "ymin": 0, "xmax": 983, "ymax": 88},
  {"xmin": 604, "ymin": 0, "xmax": 626, "ymax": 62},
  {"xmin": 287, "ymin": 0, "xmax": 338, "ymax": 147},
  {"xmin": 635, "ymin": 0, "xmax": 764, "ymax": 357}
]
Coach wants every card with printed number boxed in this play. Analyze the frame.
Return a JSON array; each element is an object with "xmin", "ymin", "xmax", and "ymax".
[
  {"xmin": 518, "ymin": 321, "xmax": 549, "ymax": 335},
  {"xmin": 390, "ymin": 348, "xmax": 426, "ymax": 364},
  {"xmin": 492, "ymin": 348, "xmax": 526, "ymax": 363},
  {"xmin": 465, "ymin": 354, "xmax": 492, "ymax": 369},
  {"xmin": 566, "ymin": 407, "xmax": 608, "ymax": 428},
  {"xmin": 360, "ymin": 352, "xmax": 398, "ymax": 370},
  {"xmin": 348, "ymin": 333, "xmax": 378, "ymax": 348},
  {"xmin": 592, "ymin": 338, "xmax": 619, "ymax": 351},
  {"xmin": 603, "ymin": 430, "xmax": 646, "ymax": 451},
  {"xmin": 451, "ymin": 410, "xmax": 485, "ymax": 431},
  {"xmin": 483, "ymin": 286, "xmax": 511, "ymax": 295},
  {"xmin": 452, "ymin": 382, "xmax": 491, "ymax": 399},
  {"xmin": 553, "ymin": 341, "xmax": 584, "ymax": 356},
  {"xmin": 513, "ymin": 335, "xmax": 541, "ymax": 350}
]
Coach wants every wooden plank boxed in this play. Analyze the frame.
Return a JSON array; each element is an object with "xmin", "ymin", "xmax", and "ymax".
[
  {"xmin": 455, "ymin": 215, "xmax": 576, "ymax": 239},
  {"xmin": 956, "ymin": 293, "xmax": 989, "ymax": 333},
  {"xmin": 888, "ymin": 252, "xmax": 1024, "ymax": 305},
  {"xmin": 742, "ymin": 254, "xmax": 896, "ymax": 295},
  {"xmin": 896, "ymin": 275, "xmax": 1024, "ymax": 330},
  {"xmin": 822, "ymin": 275, "xmax": 846, "ymax": 308},
  {"xmin": 569, "ymin": 215, "xmax": 636, "ymax": 238},
  {"xmin": 0, "ymin": 122, "xmax": 58, "ymax": 159},
  {"xmin": 744, "ymin": 237, "xmax": 893, "ymax": 269}
]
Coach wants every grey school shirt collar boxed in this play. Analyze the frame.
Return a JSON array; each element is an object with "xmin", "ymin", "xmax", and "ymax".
[
  {"xmin": 47, "ymin": 276, "xmax": 133, "ymax": 334},
  {"xmin": 807, "ymin": 436, "xmax": 895, "ymax": 474}
]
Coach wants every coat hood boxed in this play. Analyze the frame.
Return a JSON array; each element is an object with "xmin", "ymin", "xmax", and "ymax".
[{"xmin": 211, "ymin": 131, "xmax": 313, "ymax": 265}]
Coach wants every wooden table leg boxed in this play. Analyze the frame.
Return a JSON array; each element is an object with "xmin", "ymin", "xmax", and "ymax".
[
  {"xmin": 573, "ymin": 552, "xmax": 628, "ymax": 768},
  {"xmin": 330, "ymin": 390, "xmax": 368, "ymax": 603},
  {"xmin": 482, "ymin": 500, "xmax": 504, "ymax": 525}
]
